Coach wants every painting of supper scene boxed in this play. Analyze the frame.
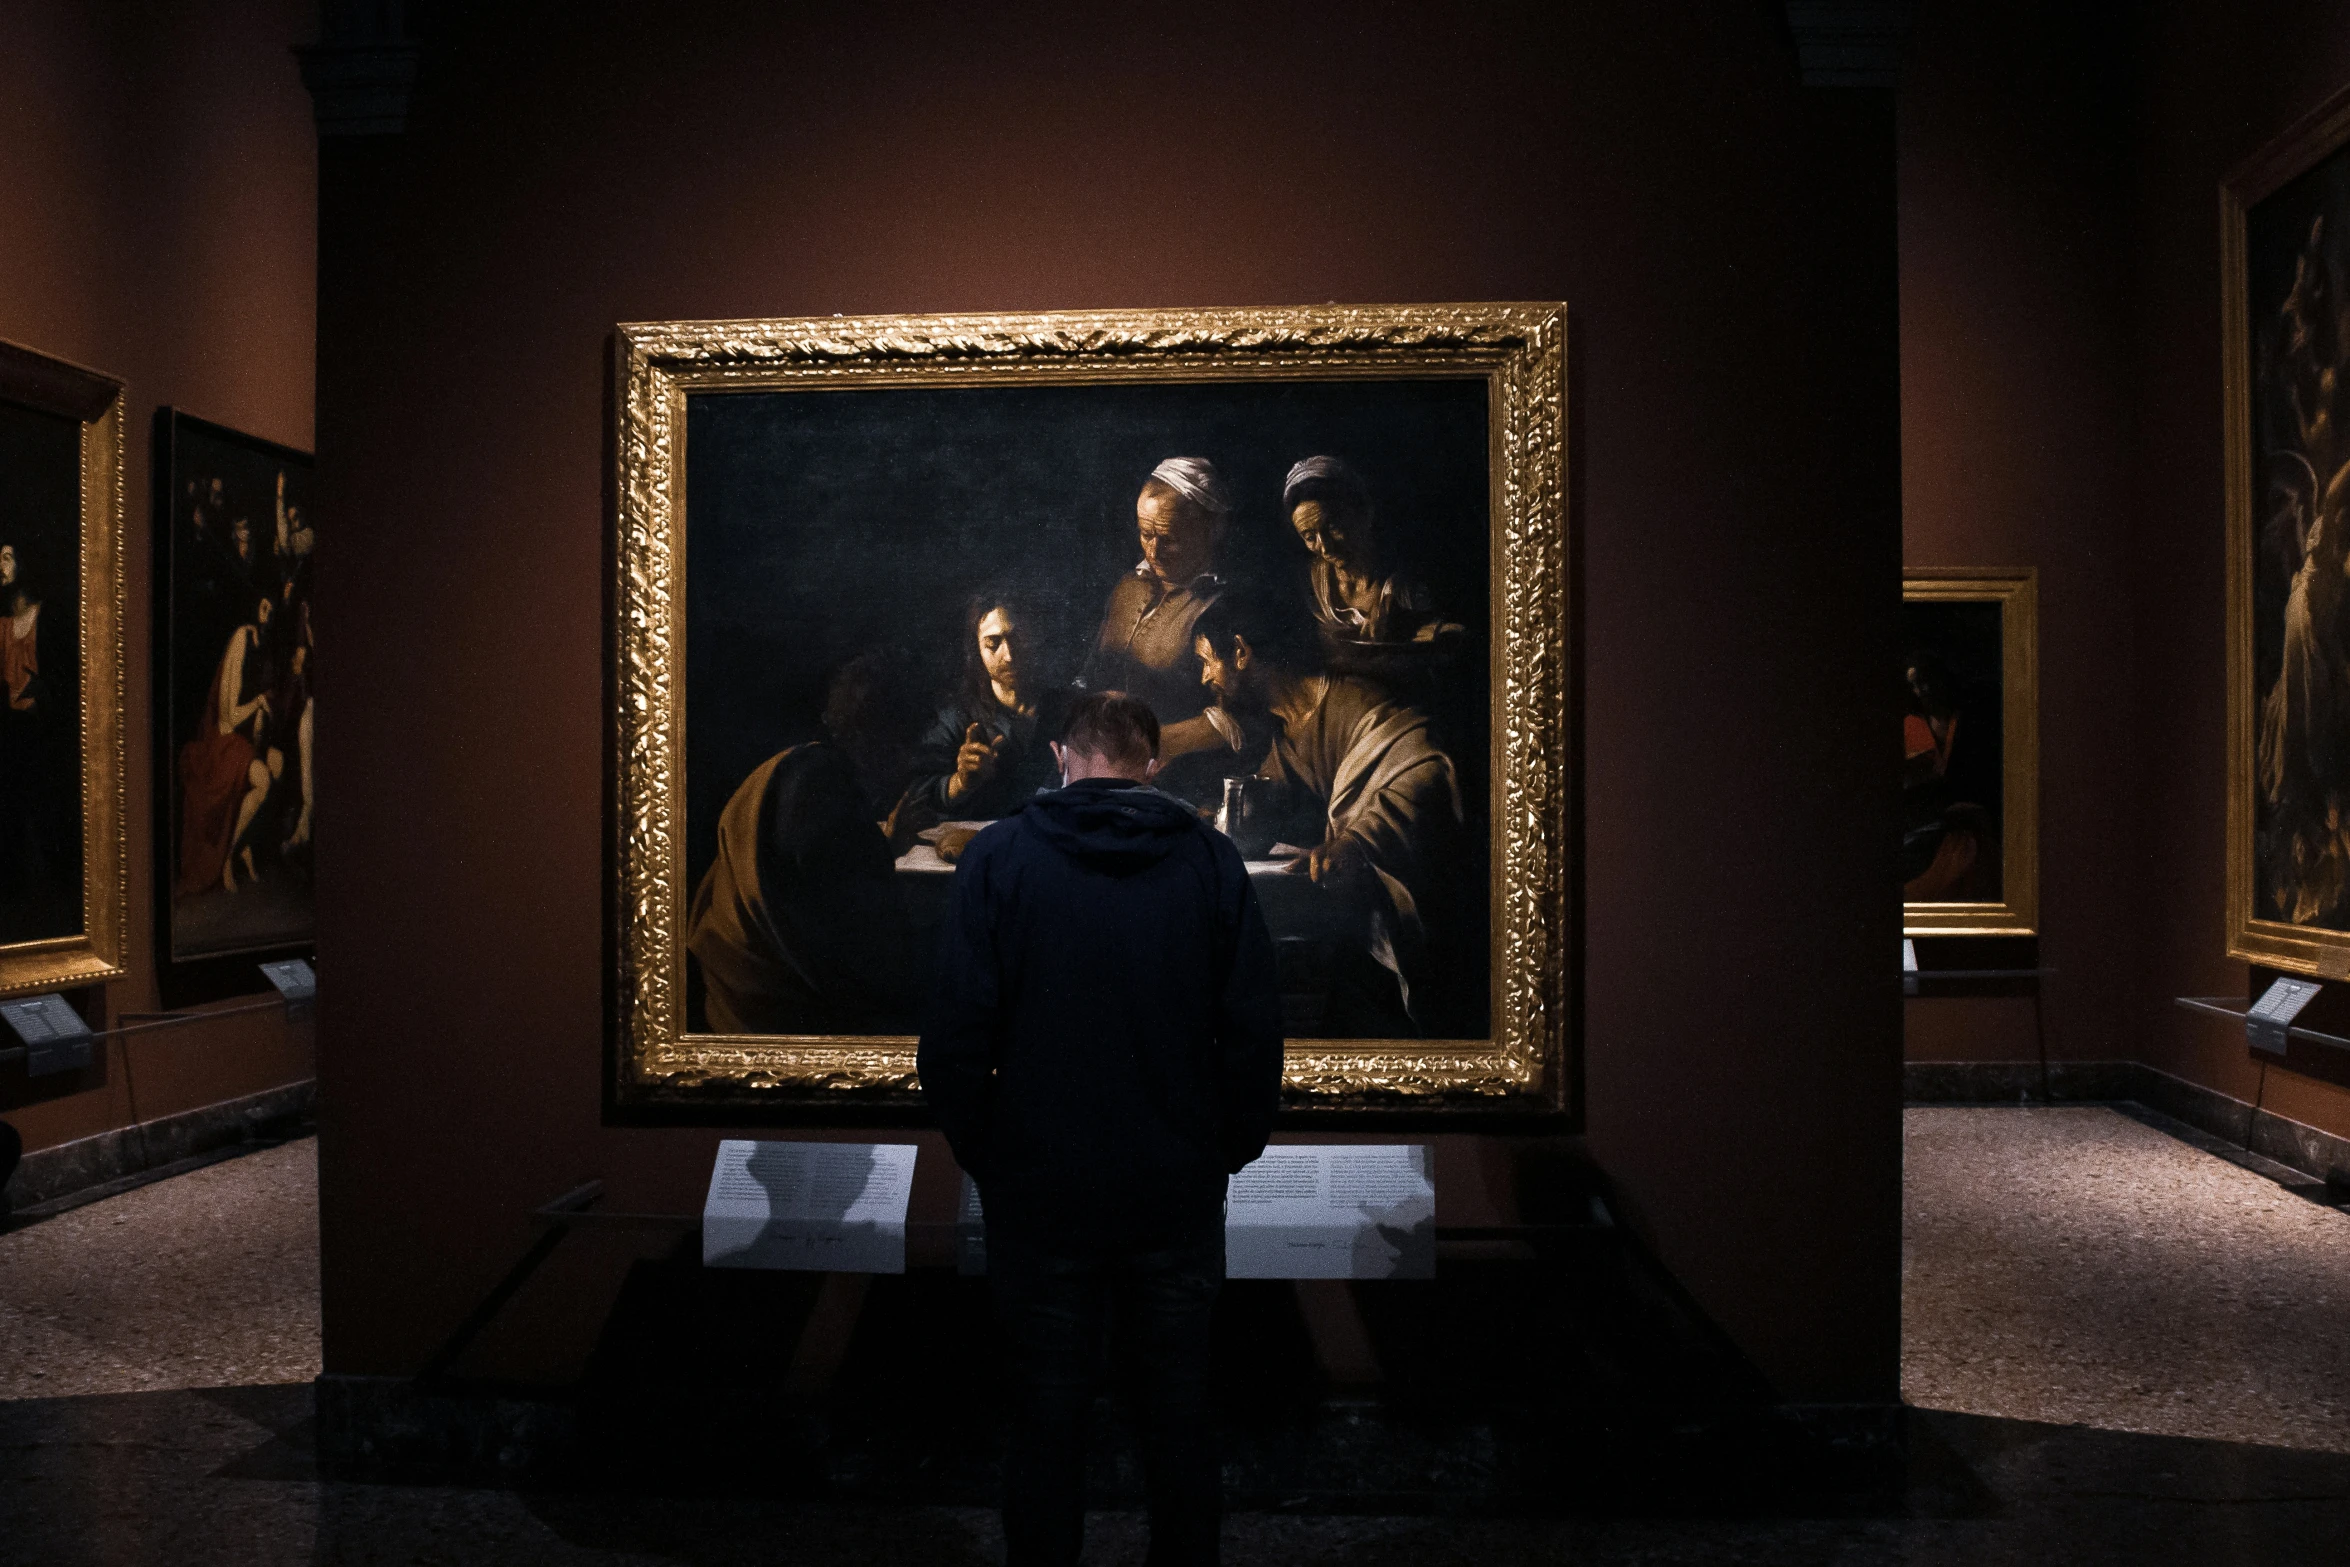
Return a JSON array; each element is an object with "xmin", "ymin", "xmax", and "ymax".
[{"xmin": 681, "ymin": 378, "xmax": 1492, "ymax": 1043}]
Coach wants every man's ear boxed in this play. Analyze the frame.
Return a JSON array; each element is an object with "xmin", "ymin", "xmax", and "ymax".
[
  {"xmin": 1141, "ymin": 756, "xmax": 1162, "ymax": 782},
  {"xmin": 1049, "ymin": 741, "xmax": 1068, "ymax": 773},
  {"xmin": 1231, "ymin": 633, "xmax": 1252, "ymax": 672}
]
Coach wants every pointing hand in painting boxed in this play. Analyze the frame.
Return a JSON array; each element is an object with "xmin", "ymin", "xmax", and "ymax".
[{"xmin": 945, "ymin": 722, "xmax": 1009, "ymax": 803}]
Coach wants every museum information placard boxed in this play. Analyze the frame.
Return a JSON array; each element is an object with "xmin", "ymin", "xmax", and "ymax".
[
  {"xmin": 701, "ymin": 1139, "xmax": 916, "ymax": 1273},
  {"xmin": 1225, "ymin": 1144, "xmax": 1435, "ymax": 1280}
]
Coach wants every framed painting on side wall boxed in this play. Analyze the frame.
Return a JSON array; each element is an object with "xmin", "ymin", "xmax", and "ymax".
[
  {"xmin": 608, "ymin": 304, "xmax": 1573, "ymax": 1118},
  {"xmin": 1902, "ymin": 568, "xmax": 2038, "ymax": 937},
  {"xmin": 153, "ymin": 411, "xmax": 315, "ymax": 1005},
  {"xmin": 2226, "ymin": 80, "xmax": 2350, "ymax": 976},
  {"xmin": 0, "ymin": 338, "xmax": 126, "ymax": 996}
]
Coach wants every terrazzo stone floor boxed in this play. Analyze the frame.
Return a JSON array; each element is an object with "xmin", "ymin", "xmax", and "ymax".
[
  {"xmin": 1902, "ymin": 1106, "xmax": 2350, "ymax": 1453},
  {"xmin": 1, "ymin": 1111, "xmax": 2345, "ymax": 1564},
  {"xmin": 0, "ymin": 1138, "xmax": 321, "ymax": 1401}
]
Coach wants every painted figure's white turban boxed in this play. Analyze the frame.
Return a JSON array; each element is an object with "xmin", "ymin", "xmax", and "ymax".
[
  {"xmin": 1282, "ymin": 454, "xmax": 1369, "ymax": 511},
  {"xmin": 1147, "ymin": 457, "xmax": 1231, "ymax": 516}
]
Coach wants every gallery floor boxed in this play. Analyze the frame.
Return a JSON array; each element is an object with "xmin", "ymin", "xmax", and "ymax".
[{"xmin": 2, "ymin": 1107, "xmax": 2346, "ymax": 1564}]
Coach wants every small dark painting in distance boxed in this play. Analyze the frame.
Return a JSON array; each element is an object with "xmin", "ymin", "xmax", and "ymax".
[{"xmin": 156, "ymin": 411, "xmax": 314, "ymax": 997}]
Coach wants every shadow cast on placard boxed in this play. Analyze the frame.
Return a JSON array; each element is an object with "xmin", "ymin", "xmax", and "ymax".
[
  {"xmin": 1349, "ymin": 1194, "xmax": 1436, "ymax": 1280},
  {"xmin": 703, "ymin": 1142, "xmax": 884, "ymax": 1268}
]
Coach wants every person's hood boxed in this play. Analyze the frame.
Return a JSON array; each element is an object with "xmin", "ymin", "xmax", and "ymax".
[{"xmin": 1023, "ymin": 778, "xmax": 1200, "ymax": 872}]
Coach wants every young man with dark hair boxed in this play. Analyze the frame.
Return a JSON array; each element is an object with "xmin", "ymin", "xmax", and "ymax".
[{"xmin": 920, "ymin": 688, "xmax": 1284, "ymax": 1567}]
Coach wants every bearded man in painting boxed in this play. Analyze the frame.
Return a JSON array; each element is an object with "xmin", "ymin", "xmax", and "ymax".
[
  {"xmin": 687, "ymin": 649, "xmax": 922, "ymax": 1035},
  {"xmin": 1192, "ymin": 583, "xmax": 1469, "ymax": 1036}
]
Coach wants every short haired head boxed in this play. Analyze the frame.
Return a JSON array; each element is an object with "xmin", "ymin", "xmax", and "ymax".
[
  {"xmin": 1191, "ymin": 580, "xmax": 1323, "ymax": 675},
  {"xmin": 822, "ymin": 646, "xmax": 927, "ymax": 756},
  {"xmin": 1057, "ymin": 690, "xmax": 1160, "ymax": 779}
]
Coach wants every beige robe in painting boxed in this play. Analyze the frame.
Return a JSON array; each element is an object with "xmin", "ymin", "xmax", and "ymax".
[{"xmin": 1258, "ymin": 676, "xmax": 1462, "ymax": 1019}]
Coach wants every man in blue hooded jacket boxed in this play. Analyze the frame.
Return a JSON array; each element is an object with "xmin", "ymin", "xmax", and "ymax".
[{"xmin": 920, "ymin": 689, "xmax": 1284, "ymax": 1567}]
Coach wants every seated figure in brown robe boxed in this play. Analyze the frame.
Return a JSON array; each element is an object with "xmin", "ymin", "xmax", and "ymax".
[
  {"xmin": 1191, "ymin": 584, "xmax": 1469, "ymax": 1036},
  {"xmin": 687, "ymin": 650, "xmax": 924, "ymax": 1036}
]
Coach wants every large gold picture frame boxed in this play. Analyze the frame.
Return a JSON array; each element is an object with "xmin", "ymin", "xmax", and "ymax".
[
  {"xmin": 610, "ymin": 305, "xmax": 1572, "ymax": 1113},
  {"xmin": 2225, "ymin": 82, "xmax": 2350, "ymax": 975},
  {"xmin": 1901, "ymin": 568, "xmax": 2038, "ymax": 937},
  {"xmin": 0, "ymin": 338, "xmax": 127, "ymax": 996}
]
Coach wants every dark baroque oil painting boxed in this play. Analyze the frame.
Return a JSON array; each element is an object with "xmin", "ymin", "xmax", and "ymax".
[
  {"xmin": 0, "ymin": 395, "xmax": 85, "ymax": 949},
  {"xmin": 681, "ymin": 380, "xmax": 1493, "ymax": 1045},
  {"xmin": 1902, "ymin": 598, "xmax": 2006, "ymax": 908},
  {"xmin": 157, "ymin": 412, "xmax": 314, "ymax": 995}
]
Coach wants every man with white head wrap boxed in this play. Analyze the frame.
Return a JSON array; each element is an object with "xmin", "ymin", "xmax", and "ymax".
[{"xmin": 1079, "ymin": 457, "xmax": 1233, "ymax": 736}]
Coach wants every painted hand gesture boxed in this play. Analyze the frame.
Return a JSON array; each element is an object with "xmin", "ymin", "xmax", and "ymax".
[{"xmin": 944, "ymin": 722, "xmax": 1009, "ymax": 803}]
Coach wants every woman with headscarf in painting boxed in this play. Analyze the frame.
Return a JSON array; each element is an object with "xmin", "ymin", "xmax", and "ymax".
[
  {"xmin": 898, "ymin": 586, "xmax": 1067, "ymax": 841},
  {"xmin": 1282, "ymin": 456, "xmax": 1462, "ymax": 692}
]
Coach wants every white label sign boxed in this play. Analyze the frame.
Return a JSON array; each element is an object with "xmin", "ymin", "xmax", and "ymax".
[
  {"xmin": 260, "ymin": 959, "xmax": 317, "ymax": 1001},
  {"xmin": 957, "ymin": 1173, "xmax": 987, "ymax": 1276},
  {"xmin": 702, "ymin": 1140, "xmax": 917, "ymax": 1273},
  {"xmin": 2247, "ymin": 976, "xmax": 2322, "ymax": 1056},
  {"xmin": 1226, "ymin": 1144, "xmax": 1435, "ymax": 1280}
]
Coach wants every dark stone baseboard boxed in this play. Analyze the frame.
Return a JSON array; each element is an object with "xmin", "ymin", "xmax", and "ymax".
[
  {"xmin": 1905, "ymin": 1059, "xmax": 2350, "ymax": 1185},
  {"xmin": 3, "ymin": 1078, "xmax": 315, "ymax": 1212},
  {"xmin": 313, "ymin": 1371, "xmax": 1904, "ymax": 1507}
]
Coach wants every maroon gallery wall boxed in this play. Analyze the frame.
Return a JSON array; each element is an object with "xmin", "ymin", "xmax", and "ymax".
[
  {"xmin": 0, "ymin": 0, "xmax": 316, "ymax": 1160},
  {"xmin": 1897, "ymin": 1, "xmax": 2139, "ymax": 1066},
  {"xmin": 1898, "ymin": 0, "xmax": 2350, "ymax": 1144},
  {"xmin": 315, "ymin": 2, "xmax": 1902, "ymax": 1402}
]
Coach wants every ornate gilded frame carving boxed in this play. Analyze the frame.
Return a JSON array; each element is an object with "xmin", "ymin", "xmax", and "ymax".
[
  {"xmin": 2225, "ymin": 83, "xmax": 2350, "ymax": 976},
  {"xmin": 1901, "ymin": 568, "xmax": 2038, "ymax": 937},
  {"xmin": 611, "ymin": 305, "xmax": 1572, "ymax": 1113},
  {"xmin": 0, "ymin": 338, "xmax": 128, "ymax": 996}
]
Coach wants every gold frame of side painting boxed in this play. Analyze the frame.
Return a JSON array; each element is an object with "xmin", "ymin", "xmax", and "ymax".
[
  {"xmin": 610, "ymin": 304, "xmax": 1573, "ymax": 1114},
  {"xmin": 0, "ymin": 338, "xmax": 128, "ymax": 995},
  {"xmin": 1902, "ymin": 568, "xmax": 2039, "ymax": 937},
  {"xmin": 2225, "ymin": 81, "xmax": 2350, "ymax": 976}
]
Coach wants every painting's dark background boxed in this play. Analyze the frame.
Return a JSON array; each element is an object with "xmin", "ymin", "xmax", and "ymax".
[
  {"xmin": 158, "ymin": 413, "xmax": 315, "ymax": 983},
  {"xmin": 682, "ymin": 378, "xmax": 1491, "ymax": 896},
  {"xmin": 0, "ymin": 394, "xmax": 85, "ymax": 945},
  {"xmin": 1901, "ymin": 598, "xmax": 2005, "ymax": 899}
]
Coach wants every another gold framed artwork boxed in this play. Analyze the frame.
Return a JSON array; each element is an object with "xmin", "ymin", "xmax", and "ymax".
[
  {"xmin": 0, "ymin": 338, "xmax": 127, "ymax": 996},
  {"xmin": 2225, "ymin": 81, "xmax": 2350, "ymax": 976},
  {"xmin": 610, "ymin": 304, "xmax": 1572, "ymax": 1113},
  {"xmin": 1902, "ymin": 568, "xmax": 2038, "ymax": 937}
]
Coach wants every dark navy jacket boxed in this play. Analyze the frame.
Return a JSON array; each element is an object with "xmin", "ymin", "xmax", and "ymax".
[{"xmin": 917, "ymin": 777, "xmax": 1284, "ymax": 1243}]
